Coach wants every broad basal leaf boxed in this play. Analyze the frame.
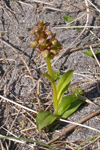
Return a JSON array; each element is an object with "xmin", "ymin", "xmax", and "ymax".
[
  {"xmin": 56, "ymin": 70, "xmax": 74, "ymax": 105},
  {"xmin": 43, "ymin": 73, "xmax": 55, "ymax": 84},
  {"xmin": 36, "ymin": 110, "xmax": 58, "ymax": 132},
  {"xmin": 62, "ymin": 99, "xmax": 84, "ymax": 118},
  {"xmin": 58, "ymin": 94, "xmax": 80, "ymax": 116}
]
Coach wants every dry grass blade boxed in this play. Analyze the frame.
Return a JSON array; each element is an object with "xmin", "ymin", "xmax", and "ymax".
[
  {"xmin": 90, "ymin": 45, "xmax": 100, "ymax": 68},
  {"xmin": 87, "ymin": 0, "xmax": 100, "ymax": 13},
  {"xmin": 79, "ymin": 136, "xmax": 100, "ymax": 150},
  {"xmin": 54, "ymin": 26, "xmax": 100, "ymax": 29},
  {"xmin": 60, "ymin": 118, "xmax": 100, "ymax": 133},
  {"xmin": 27, "ymin": 0, "xmax": 54, "ymax": 6}
]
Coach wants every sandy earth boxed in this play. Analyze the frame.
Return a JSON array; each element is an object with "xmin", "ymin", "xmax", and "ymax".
[{"xmin": 0, "ymin": 0, "xmax": 100, "ymax": 149}]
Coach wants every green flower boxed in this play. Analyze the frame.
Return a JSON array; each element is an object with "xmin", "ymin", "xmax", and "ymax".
[
  {"xmin": 39, "ymin": 38, "xmax": 46, "ymax": 46},
  {"xmin": 41, "ymin": 50, "xmax": 50, "ymax": 58},
  {"xmin": 30, "ymin": 40, "xmax": 37, "ymax": 48}
]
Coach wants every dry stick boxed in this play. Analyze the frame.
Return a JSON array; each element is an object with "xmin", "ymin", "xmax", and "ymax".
[
  {"xmin": 55, "ymin": 26, "xmax": 100, "ymax": 29},
  {"xmin": 60, "ymin": 118, "xmax": 100, "ymax": 133},
  {"xmin": 0, "ymin": 38, "xmax": 34, "ymax": 84},
  {"xmin": 75, "ymin": 94, "xmax": 95, "ymax": 105},
  {"xmin": 87, "ymin": 0, "xmax": 100, "ymax": 13},
  {"xmin": 18, "ymin": 0, "xmax": 64, "ymax": 12},
  {"xmin": 90, "ymin": 30, "xmax": 100, "ymax": 42},
  {"xmin": 43, "ymin": 6, "xmax": 66, "ymax": 12},
  {"xmin": 28, "ymin": 0, "xmax": 54, "ymax": 6},
  {"xmin": 0, "ymin": 95, "xmax": 37, "ymax": 114},
  {"xmin": 18, "ymin": 1, "xmax": 34, "ymax": 7},
  {"xmin": 47, "ymin": 108, "xmax": 100, "ymax": 145},
  {"xmin": 90, "ymin": 45, "xmax": 100, "ymax": 68},
  {"xmin": 79, "ymin": 136, "xmax": 100, "ymax": 150},
  {"xmin": 69, "ymin": 43, "xmax": 100, "ymax": 54},
  {"xmin": 90, "ymin": 45, "xmax": 100, "ymax": 94}
]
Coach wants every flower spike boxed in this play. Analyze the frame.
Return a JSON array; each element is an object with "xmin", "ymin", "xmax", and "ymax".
[{"xmin": 30, "ymin": 20, "xmax": 62, "ymax": 59}]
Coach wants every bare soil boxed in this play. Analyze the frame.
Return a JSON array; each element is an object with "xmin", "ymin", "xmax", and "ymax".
[{"xmin": 0, "ymin": 0, "xmax": 100, "ymax": 149}]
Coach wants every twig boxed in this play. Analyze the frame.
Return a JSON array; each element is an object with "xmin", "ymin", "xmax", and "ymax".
[
  {"xmin": 2, "ymin": 127, "xmax": 20, "ymax": 138},
  {"xmin": 18, "ymin": 1, "xmax": 34, "ymax": 7},
  {"xmin": 47, "ymin": 108, "xmax": 100, "ymax": 144},
  {"xmin": 75, "ymin": 94, "xmax": 96, "ymax": 105},
  {"xmin": 28, "ymin": 0, "xmax": 54, "ymax": 6},
  {"xmin": 69, "ymin": 43, "xmax": 100, "ymax": 53},
  {"xmin": 90, "ymin": 30, "xmax": 100, "ymax": 42},
  {"xmin": 90, "ymin": 45, "xmax": 100, "ymax": 68},
  {"xmin": 60, "ymin": 118, "xmax": 100, "ymax": 133},
  {"xmin": 54, "ymin": 26, "xmax": 100, "ymax": 29},
  {"xmin": 87, "ymin": 0, "xmax": 100, "ymax": 13},
  {"xmin": 43, "ymin": 6, "xmax": 66, "ymax": 12},
  {"xmin": 0, "ymin": 95, "xmax": 37, "ymax": 114}
]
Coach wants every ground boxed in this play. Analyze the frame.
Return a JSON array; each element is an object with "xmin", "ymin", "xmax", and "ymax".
[{"xmin": 0, "ymin": 0, "xmax": 100, "ymax": 149}]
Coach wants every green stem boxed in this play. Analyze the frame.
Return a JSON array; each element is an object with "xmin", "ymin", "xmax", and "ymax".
[{"xmin": 46, "ymin": 58, "xmax": 58, "ymax": 115}]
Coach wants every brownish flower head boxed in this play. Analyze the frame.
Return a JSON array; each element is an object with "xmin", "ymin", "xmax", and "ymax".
[{"xmin": 30, "ymin": 20, "xmax": 62, "ymax": 59}]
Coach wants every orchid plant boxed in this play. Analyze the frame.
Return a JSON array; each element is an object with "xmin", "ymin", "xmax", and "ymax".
[{"xmin": 30, "ymin": 20, "xmax": 84, "ymax": 132}]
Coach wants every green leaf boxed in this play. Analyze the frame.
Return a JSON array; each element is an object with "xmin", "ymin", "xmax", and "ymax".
[
  {"xmin": 83, "ymin": 50, "xmax": 93, "ymax": 57},
  {"xmin": 62, "ymin": 99, "xmax": 84, "ymax": 118},
  {"xmin": 58, "ymin": 94, "xmax": 80, "ymax": 116},
  {"xmin": 63, "ymin": 15, "xmax": 73, "ymax": 22},
  {"xmin": 36, "ymin": 110, "xmax": 58, "ymax": 132},
  {"xmin": 53, "ymin": 71, "xmax": 61, "ymax": 80},
  {"xmin": 72, "ymin": 88, "xmax": 84, "ymax": 95},
  {"xmin": 83, "ymin": 49, "xmax": 100, "ymax": 57},
  {"xmin": 56, "ymin": 70, "xmax": 74, "ymax": 105},
  {"xmin": 43, "ymin": 73, "xmax": 55, "ymax": 84},
  {"xmin": 0, "ymin": 135, "xmax": 57, "ymax": 150},
  {"xmin": 95, "ymin": 49, "xmax": 100, "ymax": 55}
]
